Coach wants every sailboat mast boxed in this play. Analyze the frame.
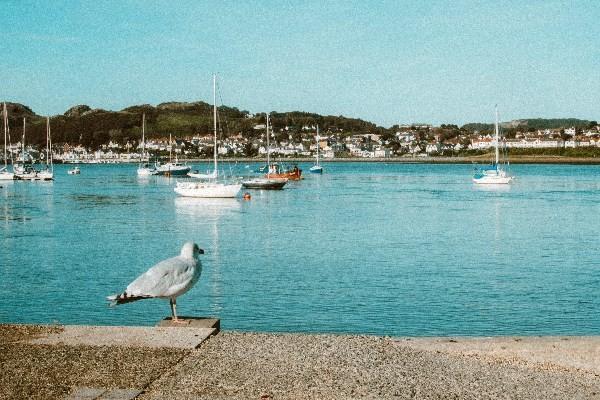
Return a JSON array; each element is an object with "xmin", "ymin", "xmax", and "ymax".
[
  {"xmin": 46, "ymin": 117, "xmax": 49, "ymax": 168},
  {"xmin": 2, "ymin": 103, "xmax": 7, "ymax": 168},
  {"xmin": 22, "ymin": 117, "xmax": 25, "ymax": 164},
  {"xmin": 213, "ymin": 74, "xmax": 218, "ymax": 177},
  {"xmin": 266, "ymin": 114, "xmax": 270, "ymax": 178},
  {"xmin": 48, "ymin": 117, "xmax": 53, "ymax": 170},
  {"xmin": 316, "ymin": 125, "xmax": 320, "ymax": 167},
  {"xmin": 494, "ymin": 106, "xmax": 499, "ymax": 166},
  {"xmin": 142, "ymin": 113, "xmax": 145, "ymax": 162}
]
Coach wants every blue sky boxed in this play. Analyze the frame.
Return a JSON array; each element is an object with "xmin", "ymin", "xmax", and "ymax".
[{"xmin": 1, "ymin": 0, "xmax": 598, "ymax": 127}]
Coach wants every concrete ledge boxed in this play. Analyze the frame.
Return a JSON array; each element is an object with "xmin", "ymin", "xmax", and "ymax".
[
  {"xmin": 66, "ymin": 387, "xmax": 142, "ymax": 400},
  {"xmin": 30, "ymin": 325, "xmax": 216, "ymax": 349},
  {"xmin": 157, "ymin": 316, "xmax": 220, "ymax": 331}
]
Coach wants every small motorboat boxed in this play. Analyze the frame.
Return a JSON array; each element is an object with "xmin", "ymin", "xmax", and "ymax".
[
  {"xmin": 242, "ymin": 177, "xmax": 287, "ymax": 190},
  {"xmin": 68, "ymin": 166, "xmax": 81, "ymax": 175}
]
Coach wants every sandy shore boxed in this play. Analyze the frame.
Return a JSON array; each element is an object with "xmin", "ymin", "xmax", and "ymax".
[{"xmin": 2, "ymin": 325, "xmax": 600, "ymax": 399}]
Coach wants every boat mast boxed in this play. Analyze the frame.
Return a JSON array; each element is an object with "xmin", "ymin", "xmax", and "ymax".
[
  {"xmin": 316, "ymin": 125, "xmax": 320, "ymax": 167},
  {"xmin": 22, "ymin": 117, "xmax": 25, "ymax": 164},
  {"xmin": 169, "ymin": 133, "xmax": 172, "ymax": 163},
  {"xmin": 494, "ymin": 105, "xmax": 499, "ymax": 166},
  {"xmin": 45, "ymin": 116, "xmax": 50, "ymax": 170},
  {"xmin": 266, "ymin": 114, "xmax": 270, "ymax": 178},
  {"xmin": 141, "ymin": 113, "xmax": 145, "ymax": 164},
  {"xmin": 213, "ymin": 74, "xmax": 218, "ymax": 177},
  {"xmin": 2, "ymin": 103, "xmax": 7, "ymax": 169}
]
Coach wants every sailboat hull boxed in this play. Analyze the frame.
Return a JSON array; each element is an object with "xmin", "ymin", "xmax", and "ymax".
[
  {"xmin": 0, "ymin": 170, "xmax": 14, "ymax": 180},
  {"xmin": 472, "ymin": 169, "xmax": 512, "ymax": 184},
  {"xmin": 174, "ymin": 182, "xmax": 242, "ymax": 198},
  {"xmin": 155, "ymin": 163, "xmax": 191, "ymax": 176},
  {"xmin": 37, "ymin": 170, "xmax": 54, "ymax": 181},
  {"xmin": 309, "ymin": 166, "xmax": 323, "ymax": 174}
]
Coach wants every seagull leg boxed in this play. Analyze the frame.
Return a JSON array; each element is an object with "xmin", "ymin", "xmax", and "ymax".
[
  {"xmin": 170, "ymin": 298, "xmax": 177, "ymax": 322},
  {"xmin": 170, "ymin": 298, "xmax": 186, "ymax": 324}
]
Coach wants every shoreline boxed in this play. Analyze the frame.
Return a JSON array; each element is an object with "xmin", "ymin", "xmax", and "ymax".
[
  {"xmin": 47, "ymin": 155, "xmax": 600, "ymax": 165},
  {"xmin": 3, "ymin": 323, "xmax": 600, "ymax": 399}
]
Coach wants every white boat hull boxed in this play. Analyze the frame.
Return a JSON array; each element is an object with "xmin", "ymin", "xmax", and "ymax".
[
  {"xmin": 0, "ymin": 171, "xmax": 14, "ymax": 180},
  {"xmin": 188, "ymin": 171, "xmax": 217, "ymax": 179},
  {"xmin": 472, "ymin": 175, "xmax": 512, "ymax": 184},
  {"xmin": 137, "ymin": 167, "xmax": 156, "ymax": 176},
  {"xmin": 473, "ymin": 169, "xmax": 513, "ymax": 184},
  {"xmin": 174, "ymin": 182, "xmax": 242, "ymax": 198},
  {"xmin": 37, "ymin": 171, "xmax": 54, "ymax": 181}
]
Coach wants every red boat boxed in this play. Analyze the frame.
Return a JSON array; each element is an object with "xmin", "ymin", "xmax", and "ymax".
[{"xmin": 265, "ymin": 163, "xmax": 302, "ymax": 180}]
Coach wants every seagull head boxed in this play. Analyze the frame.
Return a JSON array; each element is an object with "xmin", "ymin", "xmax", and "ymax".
[{"xmin": 181, "ymin": 242, "xmax": 204, "ymax": 259}]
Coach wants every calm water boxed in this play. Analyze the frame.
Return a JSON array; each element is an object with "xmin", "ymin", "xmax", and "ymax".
[{"xmin": 1, "ymin": 162, "xmax": 599, "ymax": 336}]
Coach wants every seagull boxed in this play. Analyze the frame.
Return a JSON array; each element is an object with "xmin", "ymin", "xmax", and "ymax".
[{"xmin": 107, "ymin": 242, "xmax": 204, "ymax": 322}]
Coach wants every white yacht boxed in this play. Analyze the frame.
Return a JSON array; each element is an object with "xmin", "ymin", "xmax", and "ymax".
[
  {"xmin": 174, "ymin": 74, "xmax": 241, "ymax": 198},
  {"xmin": 0, "ymin": 103, "xmax": 14, "ymax": 180},
  {"xmin": 14, "ymin": 118, "xmax": 40, "ymax": 181},
  {"xmin": 309, "ymin": 125, "xmax": 323, "ymax": 174},
  {"xmin": 137, "ymin": 113, "xmax": 157, "ymax": 176},
  {"xmin": 155, "ymin": 133, "xmax": 190, "ymax": 176},
  {"xmin": 37, "ymin": 116, "xmax": 54, "ymax": 181},
  {"xmin": 473, "ymin": 107, "xmax": 513, "ymax": 185}
]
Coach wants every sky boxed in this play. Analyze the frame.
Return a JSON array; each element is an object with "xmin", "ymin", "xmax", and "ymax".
[{"xmin": 1, "ymin": 0, "xmax": 598, "ymax": 127}]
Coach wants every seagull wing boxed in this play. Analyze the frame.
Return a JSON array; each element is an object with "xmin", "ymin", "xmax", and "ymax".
[{"xmin": 125, "ymin": 255, "xmax": 198, "ymax": 299}]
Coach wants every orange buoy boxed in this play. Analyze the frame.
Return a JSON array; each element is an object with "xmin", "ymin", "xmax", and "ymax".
[{"xmin": 243, "ymin": 192, "xmax": 251, "ymax": 200}]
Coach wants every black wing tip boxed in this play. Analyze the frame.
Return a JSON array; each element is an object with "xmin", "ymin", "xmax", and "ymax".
[{"xmin": 107, "ymin": 292, "xmax": 153, "ymax": 306}]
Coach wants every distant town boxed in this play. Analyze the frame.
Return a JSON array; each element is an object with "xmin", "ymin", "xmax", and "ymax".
[{"xmin": 2, "ymin": 102, "xmax": 599, "ymax": 163}]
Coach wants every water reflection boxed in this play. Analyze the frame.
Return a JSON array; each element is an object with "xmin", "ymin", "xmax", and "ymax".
[
  {"xmin": 173, "ymin": 197, "xmax": 242, "ymax": 318},
  {"xmin": 174, "ymin": 197, "xmax": 241, "ymax": 219},
  {"xmin": 472, "ymin": 183, "xmax": 512, "ymax": 192}
]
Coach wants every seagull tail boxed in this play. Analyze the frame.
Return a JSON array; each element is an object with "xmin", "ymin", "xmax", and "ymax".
[{"xmin": 106, "ymin": 292, "xmax": 152, "ymax": 306}]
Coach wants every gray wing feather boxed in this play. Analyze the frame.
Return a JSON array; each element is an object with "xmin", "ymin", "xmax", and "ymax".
[{"xmin": 125, "ymin": 255, "xmax": 198, "ymax": 298}]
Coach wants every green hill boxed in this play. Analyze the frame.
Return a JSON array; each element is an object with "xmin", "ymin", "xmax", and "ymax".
[
  {"xmin": 1, "ymin": 102, "xmax": 382, "ymax": 149},
  {"xmin": 462, "ymin": 118, "xmax": 594, "ymax": 132}
]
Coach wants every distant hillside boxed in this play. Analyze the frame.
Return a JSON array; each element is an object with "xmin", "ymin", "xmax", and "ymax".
[
  {"xmin": 1, "ymin": 100, "xmax": 596, "ymax": 149},
  {"xmin": 462, "ymin": 118, "xmax": 594, "ymax": 132},
  {"xmin": 1, "ymin": 101, "xmax": 383, "ymax": 149}
]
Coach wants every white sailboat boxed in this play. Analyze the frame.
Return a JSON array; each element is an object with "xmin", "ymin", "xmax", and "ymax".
[
  {"xmin": 309, "ymin": 125, "xmax": 323, "ymax": 174},
  {"xmin": 472, "ymin": 106, "xmax": 513, "ymax": 184},
  {"xmin": 242, "ymin": 114, "xmax": 288, "ymax": 190},
  {"xmin": 137, "ymin": 113, "xmax": 157, "ymax": 176},
  {"xmin": 14, "ymin": 118, "xmax": 40, "ymax": 181},
  {"xmin": 174, "ymin": 74, "xmax": 242, "ymax": 198},
  {"xmin": 0, "ymin": 102, "xmax": 14, "ymax": 180},
  {"xmin": 155, "ymin": 133, "xmax": 191, "ymax": 176},
  {"xmin": 37, "ymin": 116, "xmax": 54, "ymax": 181}
]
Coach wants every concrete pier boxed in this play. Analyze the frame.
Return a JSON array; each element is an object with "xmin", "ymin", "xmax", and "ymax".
[{"xmin": 2, "ymin": 323, "xmax": 600, "ymax": 399}]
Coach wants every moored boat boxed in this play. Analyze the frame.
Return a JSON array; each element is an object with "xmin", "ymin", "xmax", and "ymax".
[
  {"xmin": 309, "ymin": 125, "xmax": 323, "ymax": 174},
  {"xmin": 137, "ymin": 113, "xmax": 157, "ymax": 176},
  {"xmin": 242, "ymin": 114, "xmax": 288, "ymax": 190},
  {"xmin": 266, "ymin": 163, "xmax": 302, "ymax": 180},
  {"xmin": 155, "ymin": 133, "xmax": 190, "ymax": 176},
  {"xmin": 242, "ymin": 177, "xmax": 287, "ymax": 190},
  {"xmin": 174, "ymin": 74, "xmax": 241, "ymax": 198},
  {"xmin": 473, "ymin": 106, "xmax": 513, "ymax": 185},
  {"xmin": 0, "ymin": 103, "xmax": 14, "ymax": 180}
]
